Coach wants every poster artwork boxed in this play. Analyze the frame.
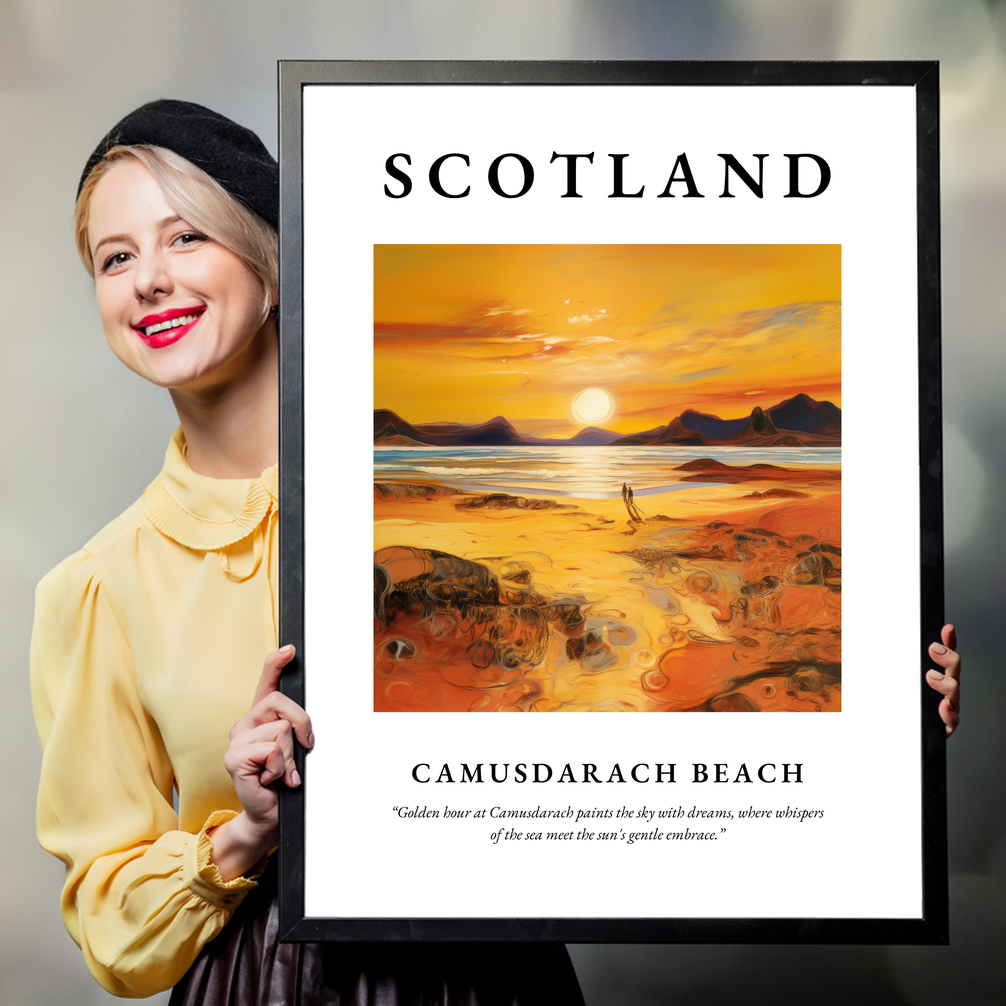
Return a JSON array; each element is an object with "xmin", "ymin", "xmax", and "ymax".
[
  {"xmin": 288, "ymin": 63, "xmax": 942, "ymax": 942},
  {"xmin": 373, "ymin": 243, "xmax": 841, "ymax": 713}
]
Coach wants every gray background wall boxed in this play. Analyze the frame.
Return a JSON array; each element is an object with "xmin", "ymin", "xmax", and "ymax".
[{"xmin": 1, "ymin": 2, "xmax": 1003, "ymax": 1003}]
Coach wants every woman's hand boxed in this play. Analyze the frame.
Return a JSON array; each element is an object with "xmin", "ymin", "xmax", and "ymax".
[
  {"xmin": 926, "ymin": 624, "xmax": 961, "ymax": 738},
  {"xmin": 209, "ymin": 645, "xmax": 314, "ymax": 881}
]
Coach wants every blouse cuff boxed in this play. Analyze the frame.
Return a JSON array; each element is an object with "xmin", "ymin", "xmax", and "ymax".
[{"xmin": 183, "ymin": 810, "xmax": 269, "ymax": 909}]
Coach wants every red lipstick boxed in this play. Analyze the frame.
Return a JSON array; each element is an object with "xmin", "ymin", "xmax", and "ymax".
[{"xmin": 132, "ymin": 306, "xmax": 205, "ymax": 349}]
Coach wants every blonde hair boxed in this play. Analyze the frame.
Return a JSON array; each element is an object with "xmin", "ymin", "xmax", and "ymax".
[{"xmin": 75, "ymin": 145, "xmax": 278, "ymax": 322}]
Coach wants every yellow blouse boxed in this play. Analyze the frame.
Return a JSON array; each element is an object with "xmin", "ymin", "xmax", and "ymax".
[{"xmin": 31, "ymin": 429, "xmax": 279, "ymax": 998}]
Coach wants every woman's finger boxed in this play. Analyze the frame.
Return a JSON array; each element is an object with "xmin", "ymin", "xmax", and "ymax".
[
  {"xmin": 927, "ymin": 623, "xmax": 961, "ymax": 738},
  {"xmin": 252, "ymin": 644, "xmax": 296, "ymax": 707},
  {"xmin": 939, "ymin": 697, "xmax": 961, "ymax": 737},
  {"xmin": 243, "ymin": 690, "xmax": 314, "ymax": 749},
  {"xmin": 255, "ymin": 741, "xmax": 287, "ymax": 787},
  {"xmin": 925, "ymin": 669, "xmax": 959, "ymax": 703},
  {"xmin": 929, "ymin": 641, "xmax": 960, "ymax": 674},
  {"xmin": 928, "ymin": 642, "xmax": 961, "ymax": 681},
  {"xmin": 233, "ymin": 718, "xmax": 301, "ymax": 788},
  {"xmin": 941, "ymin": 623, "xmax": 958, "ymax": 653},
  {"xmin": 231, "ymin": 693, "xmax": 312, "ymax": 751},
  {"xmin": 926, "ymin": 665, "xmax": 960, "ymax": 736},
  {"xmin": 224, "ymin": 738, "xmax": 287, "ymax": 787}
]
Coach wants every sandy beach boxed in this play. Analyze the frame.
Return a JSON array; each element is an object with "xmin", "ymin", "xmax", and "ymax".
[{"xmin": 374, "ymin": 465, "xmax": 841, "ymax": 712}]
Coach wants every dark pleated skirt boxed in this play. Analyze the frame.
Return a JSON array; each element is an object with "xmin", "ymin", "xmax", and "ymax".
[{"xmin": 169, "ymin": 869, "xmax": 584, "ymax": 1006}]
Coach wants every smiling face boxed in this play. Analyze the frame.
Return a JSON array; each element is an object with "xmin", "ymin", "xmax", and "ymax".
[{"xmin": 87, "ymin": 158, "xmax": 272, "ymax": 393}]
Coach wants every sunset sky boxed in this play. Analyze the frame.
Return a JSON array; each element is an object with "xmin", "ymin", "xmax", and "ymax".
[{"xmin": 374, "ymin": 244, "xmax": 840, "ymax": 438}]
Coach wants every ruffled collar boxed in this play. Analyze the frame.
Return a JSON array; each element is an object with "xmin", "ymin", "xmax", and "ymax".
[{"xmin": 143, "ymin": 428, "xmax": 278, "ymax": 551}]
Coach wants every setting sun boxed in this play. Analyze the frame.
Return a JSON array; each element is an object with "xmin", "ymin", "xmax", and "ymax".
[{"xmin": 571, "ymin": 387, "xmax": 615, "ymax": 425}]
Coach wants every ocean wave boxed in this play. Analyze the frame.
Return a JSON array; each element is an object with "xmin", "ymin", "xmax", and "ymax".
[
  {"xmin": 374, "ymin": 444, "xmax": 840, "ymax": 496},
  {"xmin": 405, "ymin": 466, "xmax": 562, "ymax": 479}
]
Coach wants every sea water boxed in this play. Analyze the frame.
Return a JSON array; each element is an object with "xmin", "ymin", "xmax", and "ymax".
[{"xmin": 374, "ymin": 445, "xmax": 842, "ymax": 500}]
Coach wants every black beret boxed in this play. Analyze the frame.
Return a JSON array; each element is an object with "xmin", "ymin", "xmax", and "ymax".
[{"xmin": 78, "ymin": 99, "xmax": 278, "ymax": 228}]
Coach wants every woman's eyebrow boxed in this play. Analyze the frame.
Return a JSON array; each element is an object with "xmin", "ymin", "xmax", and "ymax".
[
  {"xmin": 92, "ymin": 216, "xmax": 185, "ymax": 257},
  {"xmin": 92, "ymin": 232, "xmax": 133, "ymax": 256}
]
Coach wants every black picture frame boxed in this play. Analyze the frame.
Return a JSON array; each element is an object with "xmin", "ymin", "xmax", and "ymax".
[{"xmin": 277, "ymin": 60, "xmax": 945, "ymax": 944}]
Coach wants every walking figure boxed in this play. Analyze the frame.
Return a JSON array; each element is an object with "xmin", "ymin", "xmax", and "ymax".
[{"xmin": 623, "ymin": 483, "xmax": 644, "ymax": 522}]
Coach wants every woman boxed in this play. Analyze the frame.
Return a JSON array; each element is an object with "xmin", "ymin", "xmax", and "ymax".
[{"xmin": 31, "ymin": 100, "xmax": 586, "ymax": 1003}]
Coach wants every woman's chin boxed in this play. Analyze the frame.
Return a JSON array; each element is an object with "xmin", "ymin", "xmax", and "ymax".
[
  {"xmin": 111, "ymin": 323, "xmax": 274, "ymax": 395},
  {"xmin": 122, "ymin": 354, "xmax": 219, "ymax": 393}
]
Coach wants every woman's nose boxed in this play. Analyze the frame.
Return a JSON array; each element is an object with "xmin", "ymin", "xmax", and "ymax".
[{"xmin": 133, "ymin": 249, "xmax": 173, "ymax": 302}]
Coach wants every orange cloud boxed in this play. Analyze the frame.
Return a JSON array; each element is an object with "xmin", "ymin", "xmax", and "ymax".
[{"xmin": 375, "ymin": 244, "xmax": 840, "ymax": 435}]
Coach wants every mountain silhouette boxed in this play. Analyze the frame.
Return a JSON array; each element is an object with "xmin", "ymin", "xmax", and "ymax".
[
  {"xmin": 373, "ymin": 408, "xmax": 427, "ymax": 441},
  {"xmin": 373, "ymin": 394, "xmax": 841, "ymax": 447},
  {"xmin": 676, "ymin": 409, "xmax": 747, "ymax": 440},
  {"xmin": 646, "ymin": 415, "xmax": 713, "ymax": 446},
  {"xmin": 737, "ymin": 406, "xmax": 779, "ymax": 438},
  {"xmin": 373, "ymin": 411, "xmax": 531, "ymax": 446},
  {"xmin": 766, "ymin": 393, "xmax": 842, "ymax": 435},
  {"xmin": 529, "ymin": 426, "xmax": 623, "ymax": 445},
  {"xmin": 612, "ymin": 395, "xmax": 841, "ymax": 447}
]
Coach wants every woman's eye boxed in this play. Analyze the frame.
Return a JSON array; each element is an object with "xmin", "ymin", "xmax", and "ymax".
[
  {"xmin": 173, "ymin": 231, "xmax": 208, "ymax": 248},
  {"xmin": 101, "ymin": 251, "xmax": 132, "ymax": 273}
]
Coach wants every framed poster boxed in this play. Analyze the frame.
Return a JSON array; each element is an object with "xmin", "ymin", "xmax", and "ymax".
[{"xmin": 277, "ymin": 61, "xmax": 946, "ymax": 943}]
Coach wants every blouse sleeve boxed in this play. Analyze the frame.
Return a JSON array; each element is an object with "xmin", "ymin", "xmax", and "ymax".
[{"xmin": 31, "ymin": 549, "xmax": 262, "ymax": 998}]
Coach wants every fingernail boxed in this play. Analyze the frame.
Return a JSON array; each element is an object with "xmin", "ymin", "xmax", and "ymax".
[
  {"xmin": 931, "ymin": 643, "xmax": 947, "ymax": 654},
  {"xmin": 292, "ymin": 768, "xmax": 301, "ymax": 787},
  {"xmin": 307, "ymin": 732, "xmax": 315, "ymax": 748},
  {"xmin": 280, "ymin": 644, "xmax": 295, "ymax": 654},
  {"xmin": 928, "ymin": 670, "xmax": 944, "ymax": 679}
]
